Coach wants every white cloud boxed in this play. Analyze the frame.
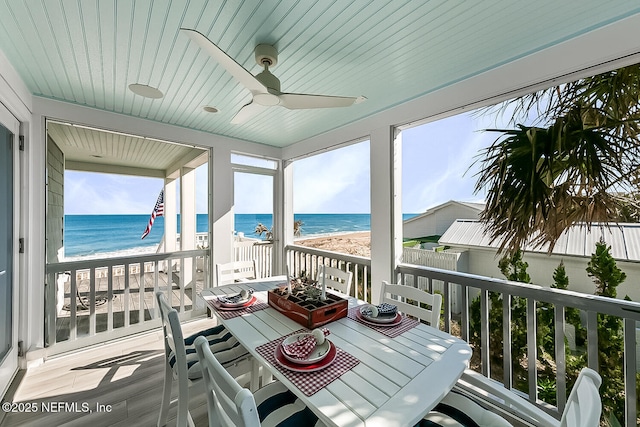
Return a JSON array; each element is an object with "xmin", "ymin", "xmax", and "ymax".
[
  {"xmin": 65, "ymin": 171, "xmax": 163, "ymax": 214},
  {"xmin": 401, "ymin": 113, "xmax": 493, "ymax": 213},
  {"xmin": 293, "ymin": 142, "xmax": 370, "ymax": 213},
  {"xmin": 234, "ymin": 172, "xmax": 274, "ymax": 214}
]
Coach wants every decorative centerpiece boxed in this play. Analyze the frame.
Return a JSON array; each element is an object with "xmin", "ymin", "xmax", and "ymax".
[{"xmin": 268, "ymin": 273, "xmax": 348, "ymax": 328}]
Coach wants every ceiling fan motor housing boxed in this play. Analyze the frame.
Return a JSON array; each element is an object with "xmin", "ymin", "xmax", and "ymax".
[
  {"xmin": 255, "ymin": 44, "xmax": 278, "ymax": 67},
  {"xmin": 254, "ymin": 44, "xmax": 281, "ymax": 93}
]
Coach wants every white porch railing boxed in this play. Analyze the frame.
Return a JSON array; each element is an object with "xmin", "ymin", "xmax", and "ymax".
[
  {"xmin": 402, "ymin": 247, "xmax": 460, "ymax": 270},
  {"xmin": 234, "ymin": 239, "xmax": 274, "ymax": 278},
  {"xmin": 284, "ymin": 244, "xmax": 371, "ymax": 302},
  {"xmin": 396, "ymin": 263, "xmax": 639, "ymax": 427},
  {"xmin": 45, "ymin": 249, "xmax": 208, "ymax": 355},
  {"xmin": 43, "ymin": 241, "xmax": 639, "ymax": 424},
  {"xmin": 281, "ymin": 245, "xmax": 638, "ymax": 426}
]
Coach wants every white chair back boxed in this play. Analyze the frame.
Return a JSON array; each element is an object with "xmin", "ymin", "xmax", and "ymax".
[
  {"xmin": 380, "ymin": 281, "xmax": 441, "ymax": 327},
  {"xmin": 317, "ymin": 264, "xmax": 353, "ymax": 296},
  {"xmin": 560, "ymin": 368, "xmax": 602, "ymax": 427},
  {"xmin": 194, "ymin": 335, "xmax": 261, "ymax": 427},
  {"xmin": 444, "ymin": 368, "xmax": 602, "ymax": 427},
  {"xmin": 216, "ymin": 260, "xmax": 257, "ymax": 285},
  {"xmin": 156, "ymin": 291, "xmax": 192, "ymax": 427}
]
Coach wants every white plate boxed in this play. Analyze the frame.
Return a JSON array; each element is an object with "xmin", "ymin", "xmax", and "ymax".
[
  {"xmin": 280, "ymin": 333, "xmax": 331, "ymax": 365},
  {"xmin": 218, "ymin": 293, "xmax": 251, "ymax": 307},
  {"xmin": 359, "ymin": 305, "xmax": 398, "ymax": 324}
]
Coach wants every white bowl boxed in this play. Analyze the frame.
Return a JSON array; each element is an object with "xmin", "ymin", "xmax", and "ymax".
[{"xmin": 280, "ymin": 333, "xmax": 331, "ymax": 365}]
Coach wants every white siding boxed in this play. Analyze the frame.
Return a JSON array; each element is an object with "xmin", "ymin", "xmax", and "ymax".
[{"xmin": 403, "ymin": 201, "xmax": 482, "ymax": 238}]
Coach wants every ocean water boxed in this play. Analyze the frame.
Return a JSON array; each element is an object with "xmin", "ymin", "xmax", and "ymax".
[{"xmin": 63, "ymin": 213, "xmax": 417, "ymax": 258}]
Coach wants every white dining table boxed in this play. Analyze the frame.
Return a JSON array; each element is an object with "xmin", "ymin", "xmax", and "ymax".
[{"xmin": 201, "ymin": 276, "xmax": 472, "ymax": 427}]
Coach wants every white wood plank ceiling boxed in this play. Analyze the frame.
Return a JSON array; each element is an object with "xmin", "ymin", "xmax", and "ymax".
[
  {"xmin": 47, "ymin": 122, "xmax": 207, "ymax": 176},
  {"xmin": 1, "ymin": 1, "xmax": 639, "ymax": 148}
]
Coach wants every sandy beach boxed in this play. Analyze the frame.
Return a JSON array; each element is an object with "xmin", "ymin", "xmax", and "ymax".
[
  {"xmin": 295, "ymin": 231, "xmax": 371, "ymax": 257},
  {"xmin": 62, "ymin": 230, "xmax": 372, "ymax": 262}
]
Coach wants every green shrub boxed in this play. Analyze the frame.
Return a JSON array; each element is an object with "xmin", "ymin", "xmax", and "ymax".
[{"xmin": 469, "ymin": 244, "xmax": 639, "ymax": 425}]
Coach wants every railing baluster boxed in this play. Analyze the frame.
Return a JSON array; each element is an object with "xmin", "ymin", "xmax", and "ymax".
[
  {"xmin": 443, "ymin": 280, "xmax": 450, "ymax": 333},
  {"xmin": 179, "ymin": 257, "xmax": 185, "ymax": 312},
  {"xmin": 89, "ymin": 267, "xmax": 96, "ymax": 336},
  {"xmin": 124, "ymin": 263, "xmax": 130, "ymax": 328},
  {"xmin": 45, "ymin": 272, "xmax": 57, "ymax": 346},
  {"xmin": 70, "ymin": 270, "xmax": 77, "ymax": 341},
  {"xmin": 107, "ymin": 266, "xmax": 113, "ymax": 332},
  {"xmin": 153, "ymin": 260, "xmax": 159, "ymax": 318},
  {"xmin": 138, "ymin": 261, "xmax": 144, "ymax": 324},
  {"xmin": 587, "ymin": 310, "xmax": 599, "ymax": 371},
  {"xmin": 460, "ymin": 283, "xmax": 469, "ymax": 342},
  {"xmin": 503, "ymin": 293, "xmax": 512, "ymax": 388},
  {"xmin": 623, "ymin": 318, "xmax": 637, "ymax": 427},
  {"xmin": 191, "ymin": 255, "xmax": 198, "ymax": 310},
  {"xmin": 554, "ymin": 304, "xmax": 567, "ymax": 412},
  {"xmin": 480, "ymin": 289, "xmax": 489, "ymax": 378},
  {"xmin": 526, "ymin": 298, "xmax": 537, "ymax": 402}
]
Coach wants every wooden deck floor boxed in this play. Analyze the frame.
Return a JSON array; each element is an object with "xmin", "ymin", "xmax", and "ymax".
[
  {"xmin": 1, "ymin": 318, "xmax": 214, "ymax": 427},
  {"xmin": 2, "ymin": 316, "xmax": 533, "ymax": 427}
]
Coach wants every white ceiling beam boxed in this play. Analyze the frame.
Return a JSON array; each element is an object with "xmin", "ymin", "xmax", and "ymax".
[
  {"xmin": 164, "ymin": 149, "xmax": 208, "ymax": 180},
  {"xmin": 65, "ymin": 160, "xmax": 165, "ymax": 178}
]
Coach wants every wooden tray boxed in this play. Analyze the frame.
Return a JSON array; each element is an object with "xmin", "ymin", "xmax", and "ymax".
[{"xmin": 268, "ymin": 287, "xmax": 348, "ymax": 328}]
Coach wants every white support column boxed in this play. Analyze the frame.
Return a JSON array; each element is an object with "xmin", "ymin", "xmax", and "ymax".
[
  {"xmin": 180, "ymin": 167, "xmax": 196, "ymax": 287},
  {"xmin": 211, "ymin": 147, "xmax": 234, "ymax": 285},
  {"xmin": 274, "ymin": 160, "xmax": 294, "ymax": 276},
  {"xmin": 369, "ymin": 126, "xmax": 402, "ymax": 304},
  {"xmin": 23, "ymin": 115, "xmax": 46, "ymax": 364},
  {"xmin": 163, "ymin": 179, "xmax": 177, "ymax": 253}
]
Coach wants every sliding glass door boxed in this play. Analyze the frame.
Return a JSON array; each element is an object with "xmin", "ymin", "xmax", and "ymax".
[{"xmin": 0, "ymin": 102, "xmax": 19, "ymax": 399}]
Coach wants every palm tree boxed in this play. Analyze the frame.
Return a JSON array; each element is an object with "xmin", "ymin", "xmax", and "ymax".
[
  {"xmin": 255, "ymin": 220, "xmax": 303, "ymax": 240},
  {"xmin": 474, "ymin": 63, "xmax": 640, "ymax": 254}
]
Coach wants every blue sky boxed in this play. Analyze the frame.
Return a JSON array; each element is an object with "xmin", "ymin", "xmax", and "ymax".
[{"xmin": 64, "ymin": 109, "xmax": 506, "ymax": 215}]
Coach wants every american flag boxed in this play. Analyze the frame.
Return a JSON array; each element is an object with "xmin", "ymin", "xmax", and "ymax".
[{"xmin": 141, "ymin": 189, "xmax": 164, "ymax": 239}]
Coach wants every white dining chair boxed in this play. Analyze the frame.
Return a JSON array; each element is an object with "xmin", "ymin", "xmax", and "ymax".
[
  {"xmin": 216, "ymin": 260, "xmax": 257, "ymax": 285},
  {"xmin": 421, "ymin": 368, "xmax": 602, "ymax": 427},
  {"xmin": 316, "ymin": 264, "xmax": 353, "ymax": 296},
  {"xmin": 380, "ymin": 280, "xmax": 442, "ymax": 327},
  {"xmin": 194, "ymin": 335, "xmax": 326, "ymax": 427},
  {"xmin": 156, "ymin": 292, "xmax": 252, "ymax": 427}
]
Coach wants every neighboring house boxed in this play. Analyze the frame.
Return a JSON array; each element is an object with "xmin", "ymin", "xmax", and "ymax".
[
  {"xmin": 439, "ymin": 219, "xmax": 640, "ymax": 302},
  {"xmin": 403, "ymin": 200, "xmax": 485, "ymax": 239}
]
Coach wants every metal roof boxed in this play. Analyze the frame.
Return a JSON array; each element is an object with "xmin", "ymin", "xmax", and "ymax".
[{"xmin": 440, "ymin": 220, "xmax": 640, "ymax": 261}]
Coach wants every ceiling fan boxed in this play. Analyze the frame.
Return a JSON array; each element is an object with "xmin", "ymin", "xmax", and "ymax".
[{"xmin": 181, "ymin": 29, "xmax": 365, "ymax": 124}]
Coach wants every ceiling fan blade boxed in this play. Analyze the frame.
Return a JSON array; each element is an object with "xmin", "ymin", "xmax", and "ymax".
[
  {"xmin": 181, "ymin": 28, "xmax": 266, "ymax": 93},
  {"xmin": 278, "ymin": 93, "xmax": 360, "ymax": 110},
  {"xmin": 231, "ymin": 102, "xmax": 268, "ymax": 125}
]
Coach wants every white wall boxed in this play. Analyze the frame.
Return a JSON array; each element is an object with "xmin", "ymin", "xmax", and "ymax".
[
  {"xmin": 404, "ymin": 204, "xmax": 481, "ymax": 238},
  {"xmin": 0, "ymin": 48, "xmax": 45, "ymax": 366},
  {"xmin": 46, "ymin": 137, "xmax": 64, "ymax": 264},
  {"xmin": 464, "ymin": 247, "xmax": 640, "ymax": 302}
]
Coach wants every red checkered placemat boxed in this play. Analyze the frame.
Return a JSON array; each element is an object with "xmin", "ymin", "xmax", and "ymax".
[
  {"xmin": 347, "ymin": 307, "xmax": 419, "ymax": 338},
  {"xmin": 256, "ymin": 329, "xmax": 360, "ymax": 396},
  {"xmin": 205, "ymin": 299, "xmax": 270, "ymax": 320}
]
